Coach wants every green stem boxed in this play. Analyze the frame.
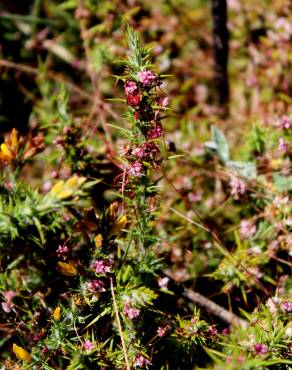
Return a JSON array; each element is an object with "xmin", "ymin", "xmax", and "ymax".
[
  {"xmin": 0, "ymin": 12, "xmax": 59, "ymax": 26},
  {"xmin": 110, "ymin": 277, "xmax": 130, "ymax": 370}
]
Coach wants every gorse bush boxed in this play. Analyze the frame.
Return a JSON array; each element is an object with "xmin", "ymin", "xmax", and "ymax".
[{"xmin": 0, "ymin": 2, "xmax": 292, "ymax": 370}]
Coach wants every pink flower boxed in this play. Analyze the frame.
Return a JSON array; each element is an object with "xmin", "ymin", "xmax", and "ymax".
[
  {"xmin": 237, "ymin": 355, "xmax": 245, "ymax": 363},
  {"xmin": 157, "ymin": 96, "xmax": 169, "ymax": 107},
  {"xmin": 188, "ymin": 191, "xmax": 203, "ymax": 203},
  {"xmin": 227, "ymin": 0, "xmax": 241, "ymax": 11},
  {"xmin": 1, "ymin": 301, "xmax": 14, "ymax": 313},
  {"xmin": 278, "ymin": 137, "xmax": 289, "ymax": 153},
  {"xmin": 41, "ymin": 346, "xmax": 49, "ymax": 354},
  {"xmin": 124, "ymin": 303, "xmax": 141, "ymax": 319},
  {"xmin": 208, "ymin": 325, "xmax": 218, "ymax": 336},
  {"xmin": 132, "ymin": 143, "xmax": 160, "ymax": 160},
  {"xmin": 128, "ymin": 161, "xmax": 143, "ymax": 177},
  {"xmin": 4, "ymin": 291, "xmax": 16, "ymax": 301},
  {"xmin": 56, "ymin": 244, "xmax": 69, "ymax": 257},
  {"xmin": 93, "ymin": 259, "xmax": 112, "ymax": 274},
  {"xmin": 157, "ymin": 325, "xmax": 170, "ymax": 337},
  {"xmin": 281, "ymin": 301, "xmax": 292, "ymax": 313},
  {"xmin": 278, "ymin": 115, "xmax": 292, "ymax": 130},
  {"xmin": 132, "ymin": 146, "xmax": 145, "ymax": 158},
  {"xmin": 254, "ymin": 343, "xmax": 268, "ymax": 355},
  {"xmin": 137, "ymin": 70, "xmax": 156, "ymax": 85},
  {"xmin": 230, "ymin": 177, "xmax": 246, "ymax": 200},
  {"xmin": 134, "ymin": 111, "xmax": 140, "ymax": 121},
  {"xmin": 84, "ymin": 340, "xmax": 94, "ymax": 351},
  {"xmin": 3, "ymin": 181, "xmax": 15, "ymax": 191},
  {"xmin": 222, "ymin": 328, "xmax": 229, "ymax": 335},
  {"xmin": 247, "ymin": 246, "xmax": 261, "ymax": 255},
  {"xmin": 273, "ymin": 196, "xmax": 289, "ymax": 208},
  {"xmin": 134, "ymin": 354, "xmax": 151, "ymax": 368},
  {"xmin": 157, "ymin": 277, "xmax": 169, "ymax": 289},
  {"xmin": 226, "ymin": 355, "xmax": 233, "ymax": 363},
  {"xmin": 1, "ymin": 290, "xmax": 16, "ymax": 313},
  {"xmin": 127, "ymin": 93, "xmax": 141, "ymax": 107},
  {"xmin": 266, "ymin": 297, "xmax": 280, "ymax": 314},
  {"xmin": 239, "ymin": 220, "xmax": 256, "ymax": 239},
  {"xmin": 147, "ymin": 123, "xmax": 164, "ymax": 139},
  {"xmin": 88, "ymin": 279, "xmax": 105, "ymax": 292},
  {"xmin": 53, "ymin": 135, "xmax": 65, "ymax": 149},
  {"xmin": 125, "ymin": 80, "xmax": 138, "ymax": 95}
]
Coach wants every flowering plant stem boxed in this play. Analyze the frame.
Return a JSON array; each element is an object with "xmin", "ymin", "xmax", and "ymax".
[{"xmin": 110, "ymin": 277, "xmax": 130, "ymax": 370}]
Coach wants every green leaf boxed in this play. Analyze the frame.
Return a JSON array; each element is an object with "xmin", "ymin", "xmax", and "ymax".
[
  {"xmin": 33, "ymin": 216, "xmax": 45, "ymax": 245},
  {"xmin": 84, "ymin": 306, "xmax": 112, "ymax": 329},
  {"xmin": 226, "ymin": 160, "xmax": 257, "ymax": 179},
  {"xmin": 205, "ymin": 126, "xmax": 230, "ymax": 163},
  {"xmin": 57, "ymin": 84, "xmax": 70, "ymax": 124},
  {"xmin": 273, "ymin": 173, "xmax": 292, "ymax": 192},
  {"xmin": 204, "ymin": 140, "xmax": 218, "ymax": 152},
  {"xmin": 211, "ymin": 126, "xmax": 230, "ymax": 162}
]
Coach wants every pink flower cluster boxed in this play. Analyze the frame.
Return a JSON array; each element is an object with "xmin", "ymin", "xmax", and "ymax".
[
  {"xmin": 132, "ymin": 143, "xmax": 160, "ymax": 160},
  {"xmin": 123, "ymin": 65, "xmax": 165, "ymax": 183},
  {"xmin": 88, "ymin": 279, "xmax": 105, "ymax": 292},
  {"xmin": 157, "ymin": 276, "xmax": 169, "ymax": 289},
  {"xmin": 124, "ymin": 80, "xmax": 138, "ymax": 95},
  {"xmin": 208, "ymin": 325, "xmax": 218, "ymax": 336},
  {"xmin": 124, "ymin": 303, "xmax": 141, "ymax": 319},
  {"xmin": 278, "ymin": 115, "xmax": 292, "ymax": 130},
  {"xmin": 123, "ymin": 297, "xmax": 141, "ymax": 319},
  {"xmin": 84, "ymin": 340, "xmax": 94, "ymax": 351},
  {"xmin": 254, "ymin": 343, "xmax": 268, "ymax": 355},
  {"xmin": 93, "ymin": 259, "xmax": 112, "ymax": 274},
  {"xmin": 239, "ymin": 220, "xmax": 256, "ymax": 239},
  {"xmin": 127, "ymin": 93, "xmax": 141, "ymax": 107},
  {"xmin": 56, "ymin": 244, "xmax": 69, "ymax": 257},
  {"xmin": 147, "ymin": 123, "xmax": 164, "ymax": 139},
  {"xmin": 1, "ymin": 290, "xmax": 16, "ymax": 313},
  {"xmin": 128, "ymin": 161, "xmax": 143, "ymax": 177},
  {"xmin": 278, "ymin": 138, "xmax": 289, "ymax": 153},
  {"xmin": 157, "ymin": 324, "xmax": 171, "ymax": 338},
  {"xmin": 226, "ymin": 355, "xmax": 245, "ymax": 364},
  {"xmin": 137, "ymin": 70, "xmax": 156, "ymax": 85},
  {"xmin": 281, "ymin": 301, "xmax": 292, "ymax": 313},
  {"xmin": 230, "ymin": 177, "xmax": 246, "ymax": 200},
  {"xmin": 134, "ymin": 354, "xmax": 151, "ymax": 368}
]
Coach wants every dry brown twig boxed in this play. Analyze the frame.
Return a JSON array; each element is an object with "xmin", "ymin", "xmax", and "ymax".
[
  {"xmin": 164, "ymin": 270, "xmax": 248, "ymax": 328},
  {"xmin": 183, "ymin": 288, "xmax": 248, "ymax": 328}
]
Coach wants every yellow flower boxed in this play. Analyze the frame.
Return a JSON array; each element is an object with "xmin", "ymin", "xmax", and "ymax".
[
  {"xmin": 12, "ymin": 343, "xmax": 31, "ymax": 362},
  {"xmin": 109, "ymin": 203, "xmax": 116, "ymax": 218},
  {"xmin": 73, "ymin": 294, "xmax": 83, "ymax": 306},
  {"xmin": 116, "ymin": 215, "xmax": 127, "ymax": 229},
  {"xmin": 50, "ymin": 180, "xmax": 65, "ymax": 195},
  {"xmin": 66, "ymin": 176, "xmax": 86, "ymax": 190},
  {"xmin": 57, "ymin": 261, "xmax": 78, "ymax": 276},
  {"xmin": 1, "ymin": 143, "xmax": 11, "ymax": 156},
  {"xmin": 49, "ymin": 176, "xmax": 86, "ymax": 200},
  {"xmin": 53, "ymin": 306, "xmax": 61, "ymax": 320},
  {"xmin": 0, "ymin": 143, "xmax": 13, "ymax": 163},
  {"xmin": 10, "ymin": 128, "xmax": 19, "ymax": 153},
  {"xmin": 108, "ymin": 215, "xmax": 127, "ymax": 238},
  {"xmin": 94, "ymin": 234, "xmax": 103, "ymax": 248},
  {"xmin": 0, "ymin": 129, "xmax": 20, "ymax": 164},
  {"xmin": 65, "ymin": 176, "xmax": 79, "ymax": 188},
  {"xmin": 57, "ymin": 189, "xmax": 74, "ymax": 200}
]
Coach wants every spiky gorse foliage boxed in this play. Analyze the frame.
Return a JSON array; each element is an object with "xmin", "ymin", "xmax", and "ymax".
[
  {"xmin": 206, "ymin": 304, "xmax": 292, "ymax": 370},
  {"xmin": 0, "ymin": 28, "xmax": 216, "ymax": 370},
  {"xmin": 1, "ymin": 24, "xmax": 292, "ymax": 370}
]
